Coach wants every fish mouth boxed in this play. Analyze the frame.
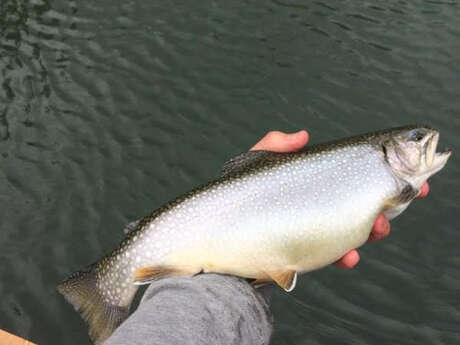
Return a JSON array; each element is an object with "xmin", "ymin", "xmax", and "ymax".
[{"xmin": 426, "ymin": 132, "xmax": 451, "ymax": 171}]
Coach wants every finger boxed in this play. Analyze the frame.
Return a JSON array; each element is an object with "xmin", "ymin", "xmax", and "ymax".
[
  {"xmin": 250, "ymin": 130, "xmax": 309, "ymax": 152},
  {"xmin": 334, "ymin": 250, "xmax": 360, "ymax": 269},
  {"xmin": 368, "ymin": 213, "xmax": 390, "ymax": 243},
  {"xmin": 416, "ymin": 182, "xmax": 429, "ymax": 199}
]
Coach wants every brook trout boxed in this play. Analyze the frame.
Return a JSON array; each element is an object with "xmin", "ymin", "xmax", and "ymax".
[{"xmin": 58, "ymin": 125, "xmax": 451, "ymax": 344}]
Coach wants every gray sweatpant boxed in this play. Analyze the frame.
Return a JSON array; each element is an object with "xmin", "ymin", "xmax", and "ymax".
[{"xmin": 104, "ymin": 274, "xmax": 274, "ymax": 345}]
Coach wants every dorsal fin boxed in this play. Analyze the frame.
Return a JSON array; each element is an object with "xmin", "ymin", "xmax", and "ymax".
[{"xmin": 221, "ymin": 150, "xmax": 285, "ymax": 178}]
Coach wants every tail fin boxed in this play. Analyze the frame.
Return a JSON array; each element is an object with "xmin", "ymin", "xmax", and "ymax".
[{"xmin": 57, "ymin": 264, "xmax": 134, "ymax": 344}]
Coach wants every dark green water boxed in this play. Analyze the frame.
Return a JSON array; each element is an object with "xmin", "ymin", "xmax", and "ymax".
[{"xmin": 1, "ymin": 1, "xmax": 459, "ymax": 344}]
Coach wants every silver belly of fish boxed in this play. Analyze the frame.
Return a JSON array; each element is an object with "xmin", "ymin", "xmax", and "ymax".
[{"xmin": 126, "ymin": 144, "xmax": 397, "ymax": 278}]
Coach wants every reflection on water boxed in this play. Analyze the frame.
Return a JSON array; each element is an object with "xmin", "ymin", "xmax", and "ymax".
[{"xmin": 0, "ymin": 1, "xmax": 459, "ymax": 344}]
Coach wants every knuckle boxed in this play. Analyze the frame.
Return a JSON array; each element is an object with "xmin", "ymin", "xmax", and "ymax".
[{"xmin": 265, "ymin": 131, "xmax": 283, "ymax": 141}]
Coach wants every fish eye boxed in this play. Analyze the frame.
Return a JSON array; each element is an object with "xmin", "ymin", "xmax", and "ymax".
[{"xmin": 408, "ymin": 129, "xmax": 426, "ymax": 142}]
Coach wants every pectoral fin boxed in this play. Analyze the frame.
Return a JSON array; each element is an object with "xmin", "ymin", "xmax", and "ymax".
[
  {"xmin": 134, "ymin": 266, "xmax": 200, "ymax": 285},
  {"xmin": 384, "ymin": 183, "xmax": 418, "ymax": 209},
  {"xmin": 266, "ymin": 269, "xmax": 297, "ymax": 292},
  {"xmin": 383, "ymin": 183, "xmax": 419, "ymax": 220}
]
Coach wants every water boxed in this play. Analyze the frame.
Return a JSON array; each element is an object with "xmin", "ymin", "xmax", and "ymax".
[{"xmin": 1, "ymin": 1, "xmax": 459, "ymax": 344}]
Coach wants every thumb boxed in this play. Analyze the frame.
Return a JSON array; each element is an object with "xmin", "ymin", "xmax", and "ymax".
[{"xmin": 250, "ymin": 130, "xmax": 309, "ymax": 152}]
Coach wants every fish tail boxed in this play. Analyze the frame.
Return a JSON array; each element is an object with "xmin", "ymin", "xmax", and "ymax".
[{"xmin": 57, "ymin": 263, "xmax": 136, "ymax": 344}]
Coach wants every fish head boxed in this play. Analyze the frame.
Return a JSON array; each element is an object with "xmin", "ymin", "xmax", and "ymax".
[{"xmin": 383, "ymin": 126, "xmax": 451, "ymax": 189}]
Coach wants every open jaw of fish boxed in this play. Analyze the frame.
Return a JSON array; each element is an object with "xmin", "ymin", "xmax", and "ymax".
[
  {"xmin": 420, "ymin": 132, "xmax": 451, "ymax": 185},
  {"xmin": 57, "ymin": 125, "xmax": 451, "ymax": 344}
]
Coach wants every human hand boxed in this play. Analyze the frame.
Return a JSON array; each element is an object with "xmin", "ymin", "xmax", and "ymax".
[{"xmin": 251, "ymin": 130, "xmax": 430, "ymax": 269}]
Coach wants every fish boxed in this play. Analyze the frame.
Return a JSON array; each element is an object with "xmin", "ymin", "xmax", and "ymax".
[{"xmin": 57, "ymin": 125, "xmax": 451, "ymax": 344}]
